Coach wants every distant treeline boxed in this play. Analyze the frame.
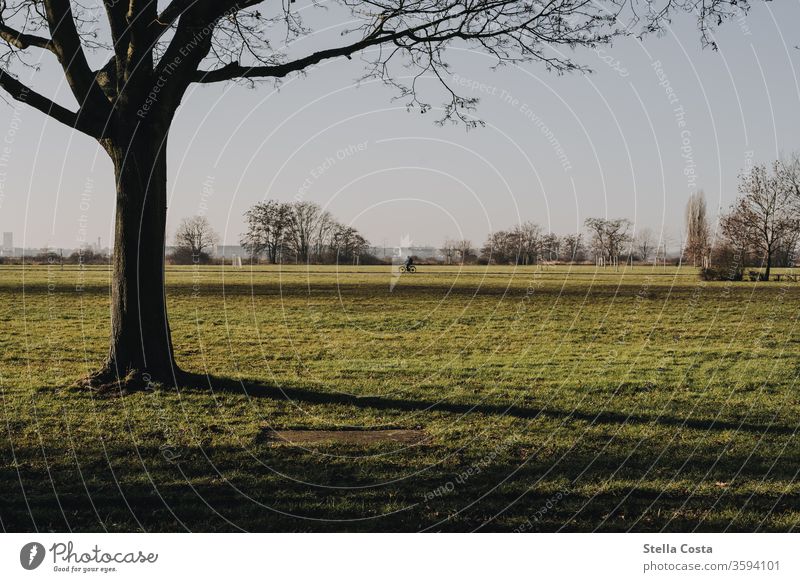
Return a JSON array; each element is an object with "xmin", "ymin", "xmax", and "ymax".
[
  {"xmin": 476, "ymin": 155, "xmax": 800, "ymax": 282},
  {"xmin": 473, "ymin": 219, "xmax": 662, "ymax": 266},
  {"xmin": 0, "ymin": 249, "xmax": 110, "ymax": 265},
  {"xmin": 702, "ymin": 156, "xmax": 800, "ymax": 281},
  {"xmin": 239, "ymin": 200, "xmax": 377, "ymax": 265},
  {"xmin": 15, "ymin": 156, "xmax": 800, "ymax": 279}
]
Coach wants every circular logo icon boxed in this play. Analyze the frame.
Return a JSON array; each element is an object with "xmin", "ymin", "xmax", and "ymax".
[{"xmin": 20, "ymin": 542, "xmax": 45, "ymax": 570}]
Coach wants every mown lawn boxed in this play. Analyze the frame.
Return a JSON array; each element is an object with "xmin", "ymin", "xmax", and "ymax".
[{"xmin": 1, "ymin": 263, "xmax": 798, "ymax": 532}]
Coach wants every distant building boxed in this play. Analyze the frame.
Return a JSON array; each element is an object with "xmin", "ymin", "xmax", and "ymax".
[
  {"xmin": 367, "ymin": 245, "xmax": 391, "ymax": 260},
  {"xmin": 164, "ymin": 244, "xmax": 245, "ymax": 259},
  {"xmin": 366, "ymin": 240, "xmax": 444, "ymax": 262},
  {"xmin": 2, "ymin": 232, "xmax": 12, "ymax": 256},
  {"xmin": 393, "ymin": 246, "xmax": 442, "ymax": 261},
  {"xmin": 214, "ymin": 245, "xmax": 246, "ymax": 258}
]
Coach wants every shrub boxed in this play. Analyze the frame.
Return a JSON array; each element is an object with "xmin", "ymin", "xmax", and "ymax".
[
  {"xmin": 168, "ymin": 247, "xmax": 212, "ymax": 265},
  {"xmin": 701, "ymin": 244, "xmax": 745, "ymax": 281}
]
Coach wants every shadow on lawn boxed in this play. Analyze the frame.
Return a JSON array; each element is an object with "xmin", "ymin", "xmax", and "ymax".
[
  {"xmin": 180, "ymin": 373, "xmax": 798, "ymax": 437},
  {"xmin": 4, "ymin": 373, "xmax": 792, "ymax": 532},
  {"xmin": 1, "ymin": 437, "xmax": 797, "ymax": 533}
]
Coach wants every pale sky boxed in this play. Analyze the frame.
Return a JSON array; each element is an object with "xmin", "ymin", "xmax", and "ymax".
[{"xmin": 0, "ymin": 1, "xmax": 798, "ymax": 250}]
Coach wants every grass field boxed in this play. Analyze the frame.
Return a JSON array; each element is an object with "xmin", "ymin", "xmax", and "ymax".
[{"xmin": 1, "ymin": 263, "xmax": 798, "ymax": 532}]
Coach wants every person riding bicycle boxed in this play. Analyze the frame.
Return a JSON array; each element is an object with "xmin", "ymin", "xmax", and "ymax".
[{"xmin": 404, "ymin": 256, "xmax": 414, "ymax": 271}]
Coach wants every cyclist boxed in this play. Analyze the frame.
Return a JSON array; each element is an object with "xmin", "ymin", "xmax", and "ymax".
[{"xmin": 404, "ymin": 256, "xmax": 414, "ymax": 271}]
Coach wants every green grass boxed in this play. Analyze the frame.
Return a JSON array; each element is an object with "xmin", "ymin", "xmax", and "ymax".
[{"xmin": 1, "ymin": 263, "xmax": 799, "ymax": 532}]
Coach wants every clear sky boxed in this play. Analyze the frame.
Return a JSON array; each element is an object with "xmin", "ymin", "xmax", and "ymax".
[{"xmin": 0, "ymin": 1, "xmax": 798, "ymax": 251}]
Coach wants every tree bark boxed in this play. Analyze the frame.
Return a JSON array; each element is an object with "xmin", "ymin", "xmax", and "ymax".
[
  {"xmin": 765, "ymin": 251, "xmax": 772, "ymax": 282},
  {"xmin": 85, "ymin": 124, "xmax": 180, "ymax": 389}
]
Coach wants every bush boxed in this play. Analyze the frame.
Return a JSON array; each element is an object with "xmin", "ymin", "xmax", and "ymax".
[
  {"xmin": 168, "ymin": 247, "xmax": 212, "ymax": 265},
  {"xmin": 700, "ymin": 266, "xmax": 741, "ymax": 281},
  {"xmin": 701, "ymin": 244, "xmax": 745, "ymax": 281},
  {"xmin": 67, "ymin": 249, "xmax": 108, "ymax": 265}
]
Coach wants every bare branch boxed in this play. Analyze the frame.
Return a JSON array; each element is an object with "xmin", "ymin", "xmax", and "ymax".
[
  {"xmin": 42, "ymin": 0, "xmax": 110, "ymax": 115},
  {"xmin": 0, "ymin": 68, "xmax": 99, "ymax": 137},
  {"xmin": 0, "ymin": 21, "xmax": 53, "ymax": 51},
  {"xmin": 0, "ymin": 0, "xmax": 760, "ymax": 133}
]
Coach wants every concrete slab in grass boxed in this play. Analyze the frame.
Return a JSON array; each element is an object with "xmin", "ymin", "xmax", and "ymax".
[{"xmin": 263, "ymin": 428, "xmax": 428, "ymax": 446}]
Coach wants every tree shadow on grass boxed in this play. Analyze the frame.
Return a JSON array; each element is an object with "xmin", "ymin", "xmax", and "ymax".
[
  {"xmin": 179, "ymin": 373, "xmax": 799, "ymax": 437},
  {"xmin": 1, "ymin": 439, "xmax": 797, "ymax": 533},
  {"xmin": 7, "ymin": 373, "xmax": 793, "ymax": 532}
]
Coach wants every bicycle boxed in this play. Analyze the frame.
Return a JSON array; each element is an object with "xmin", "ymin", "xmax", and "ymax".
[{"xmin": 399, "ymin": 265, "xmax": 416, "ymax": 273}]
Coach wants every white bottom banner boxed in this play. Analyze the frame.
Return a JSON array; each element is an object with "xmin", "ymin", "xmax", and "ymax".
[{"xmin": 0, "ymin": 533, "xmax": 795, "ymax": 581}]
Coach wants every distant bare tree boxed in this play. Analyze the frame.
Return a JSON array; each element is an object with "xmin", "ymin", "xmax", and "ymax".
[
  {"xmin": 722, "ymin": 162, "xmax": 798, "ymax": 281},
  {"xmin": 585, "ymin": 218, "xmax": 632, "ymax": 267},
  {"xmin": 241, "ymin": 201, "xmax": 291, "ymax": 263},
  {"xmin": 308, "ymin": 210, "xmax": 332, "ymax": 262},
  {"xmin": 512, "ymin": 222, "xmax": 542, "ymax": 265},
  {"xmin": 456, "ymin": 240, "xmax": 473, "ymax": 265},
  {"xmin": 330, "ymin": 224, "xmax": 370, "ymax": 264},
  {"xmin": 635, "ymin": 228, "xmax": 657, "ymax": 263},
  {"xmin": 685, "ymin": 190, "xmax": 710, "ymax": 267},
  {"xmin": 776, "ymin": 154, "xmax": 800, "ymax": 266},
  {"xmin": 561, "ymin": 233, "xmax": 586, "ymax": 263},
  {"xmin": 440, "ymin": 239, "xmax": 457, "ymax": 265},
  {"xmin": 585, "ymin": 219, "xmax": 607, "ymax": 266},
  {"xmin": 286, "ymin": 202, "xmax": 325, "ymax": 263},
  {"xmin": 778, "ymin": 153, "xmax": 800, "ymax": 201},
  {"xmin": 481, "ymin": 231, "xmax": 515, "ymax": 265},
  {"xmin": 174, "ymin": 216, "xmax": 218, "ymax": 262},
  {"xmin": 775, "ymin": 228, "xmax": 800, "ymax": 268},
  {"xmin": 541, "ymin": 233, "xmax": 561, "ymax": 262}
]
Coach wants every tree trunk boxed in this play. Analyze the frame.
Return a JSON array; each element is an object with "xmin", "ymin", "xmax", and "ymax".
[
  {"xmin": 765, "ymin": 251, "xmax": 772, "ymax": 281},
  {"xmin": 86, "ymin": 126, "xmax": 180, "ymax": 389}
]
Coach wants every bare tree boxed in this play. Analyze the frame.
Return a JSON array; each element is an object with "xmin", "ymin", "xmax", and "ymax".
[
  {"xmin": 774, "ymin": 228, "xmax": 800, "ymax": 268},
  {"xmin": 585, "ymin": 218, "xmax": 632, "ymax": 268},
  {"xmin": 685, "ymin": 190, "xmax": 710, "ymax": 267},
  {"xmin": 0, "ymin": 0, "xmax": 750, "ymax": 387},
  {"xmin": 286, "ymin": 201, "xmax": 324, "ymax": 263},
  {"xmin": 777, "ymin": 153, "xmax": 800, "ymax": 201},
  {"xmin": 652, "ymin": 230, "xmax": 675, "ymax": 268},
  {"xmin": 634, "ymin": 227, "xmax": 656, "ymax": 263},
  {"xmin": 456, "ymin": 240, "xmax": 473, "ymax": 265},
  {"xmin": 330, "ymin": 223, "xmax": 370, "ymax": 264},
  {"xmin": 776, "ymin": 154, "xmax": 800, "ymax": 266},
  {"xmin": 481, "ymin": 231, "xmax": 514, "ymax": 265},
  {"xmin": 173, "ymin": 216, "xmax": 218, "ymax": 262},
  {"xmin": 312, "ymin": 210, "xmax": 337, "ymax": 263},
  {"xmin": 721, "ymin": 162, "xmax": 799, "ymax": 281},
  {"xmin": 513, "ymin": 222, "xmax": 542, "ymax": 265},
  {"xmin": 585, "ymin": 219, "xmax": 607, "ymax": 266},
  {"xmin": 541, "ymin": 233, "xmax": 561, "ymax": 262},
  {"xmin": 561, "ymin": 233, "xmax": 585, "ymax": 263},
  {"xmin": 713, "ymin": 222, "xmax": 749, "ymax": 280},
  {"xmin": 440, "ymin": 239, "xmax": 457, "ymax": 265},
  {"xmin": 241, "ymin": 200, "xmax": 291, "ymax": 263}
]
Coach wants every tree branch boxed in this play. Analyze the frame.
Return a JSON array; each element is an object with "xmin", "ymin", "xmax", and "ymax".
[
  {"xmin": 0, "ymin": 22, "xmax": 54, "ymax": 52},
  {"xmin": 123, "ymin": 0, "xmax": 158, "ymax": 84},
  {"xmin": 157, "ymin": 0, "xmax": 206, "ymax": 31},
  {"xmin": 152, "ymin": 0, "xmax": 245, "ymax": 118},
  {"xmin": 101, "ymin": 0, "xmax": 128, "ymax": 92},
  {"xmin": 189, "ymin": 2, "xmax": 599, "ymax": 85},
  {"xmin": 0, "ymin": 69, "xmax": 99, "ymax": 138},
  {"xmin": 192, "ymin": 28, "xmax": 411, "ymax": 83},
  {"xmin": 43, "ymin": 0, "xmax": 110, "ymax": 115}
]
